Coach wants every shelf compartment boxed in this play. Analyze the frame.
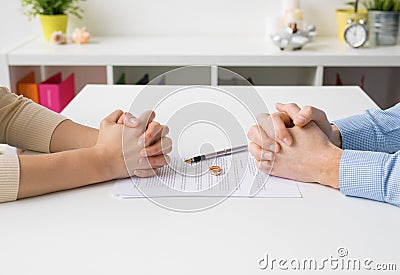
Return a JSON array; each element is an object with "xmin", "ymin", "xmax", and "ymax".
[
  {"xmin": 113, "ymin": 66, "xmax": 211, "ymax": 85},
  {"xmin": 324, "ymin": 67, "xmax": 400, "ymax": 108},
  {"xmin": 218, "ymin": 66, "xmax": 318, "ymax": 86},
  {"xmin": 9, "ymin": 66, "xmax": 107, "ymax": 95}
]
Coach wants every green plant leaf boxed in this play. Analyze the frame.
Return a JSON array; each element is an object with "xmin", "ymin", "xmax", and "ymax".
[
  {"xmin": 382, "ymin": 0, "xmax": 393, "ymax": 10},
  {"xmin": 393, "ymin": 0, "xmax": 400, "ymax": 10},
  {"xmin": 21, "ymin": 0, "xmax": 84, "ymax": 18},
  {"xmin": 375, "ymin": 0, "xmax": 383, "ymax": 10}
]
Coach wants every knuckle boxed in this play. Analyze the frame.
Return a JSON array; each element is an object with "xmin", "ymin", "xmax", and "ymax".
[
  {"xmin": 162, "ymin": 137, "xmax": 172, "ymax": 144},
  {"xmin": 143, "ymin": 133, "xmax": 152, "ymax": 143},
  {"xmin": 250, "ymin": 125, "xmax": 259, "ymax": 132},
  {"xmin": 164, "ymin": 146, "xmax": 172, "ymax": 154},
  {"xmin": 247, "ymin": 126, "xmax": 258, "ymax": 140},
  {"xmin": 271, "ymin": 116, "xmax": 285, "ymax": 130},
  {"xmin": 163, "ymin": 143, "xmax": 173, "ymax": 153},
  {"xmin": 161, "ymin": 138, "xmax": 172, "ymax": 148},
  {"xmin": 138, "ymin": 171, "xmax": 151, "ymax": 178},
  {"xmin": 256, "ymin": 113, "xmax": 268, "ymax": 122},
  {"xmin": 100, "ymin": 120, "xmax": 107, "ymax": 127},
  {"xmin": 270, "ymin": 113, "xmax": 279, "ymax": 120},
  {"xmin": 302, "ymin": 106, "xmax": 313, "ymax": 116},
  {"xmin": 162, "ymin": 125, "xmax": 170, "ymax": 136},
  {"xmin": 148, "ymin": 157, "xmax": 159, "ymax": 167},
  {"xmin": 146, "ymin": 147, "xmax": 155, "ymax": 155},
  {"xmin": 134, "ymin": 170, "xmax": 144, "ymax": 177}
]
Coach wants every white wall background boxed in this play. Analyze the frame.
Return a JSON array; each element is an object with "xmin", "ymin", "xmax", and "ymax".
[{"xmin": 0, "ymin": 0, "xmax": 346, "ymax": 45}]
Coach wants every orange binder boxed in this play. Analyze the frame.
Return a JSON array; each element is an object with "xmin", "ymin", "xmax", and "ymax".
[{"xmin": 17, "ymin": 72, "xmax": 39, "ymax": 103}]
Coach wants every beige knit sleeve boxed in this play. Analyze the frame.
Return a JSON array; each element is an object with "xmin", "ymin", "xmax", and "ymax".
[
  {"xmin": 0, "ymin": 156, "xmax": 19, "ymax": 202},
  {"xmin": 0, "ymin": 86, "xmax": 67, "ymax": 203},
  {"xmin": 0, "ymin": 86, "xmax": 67, "ymax": 153}
]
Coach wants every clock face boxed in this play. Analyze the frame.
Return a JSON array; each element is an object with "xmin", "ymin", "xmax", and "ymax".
[{"xmin": 344, "ymin": 24, "xmax": 368, "ymax": 48}]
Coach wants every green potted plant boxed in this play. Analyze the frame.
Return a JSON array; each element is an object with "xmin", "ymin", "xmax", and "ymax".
[
  {"xmin": 336, "ymin": 0, "xmax": 368, "ymax": 41},
  {"xmin": 362, "ymin": 0, "xmax": 400, "ymax": 46},
  {"xmin": 21, "ymin": 0, "xmax": 84, "ymax": 42}
]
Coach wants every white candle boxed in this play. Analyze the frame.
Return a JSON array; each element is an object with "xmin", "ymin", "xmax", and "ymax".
[{"xmin": 281, "ymin": 0, "xmax": 300, "ymax": 14}]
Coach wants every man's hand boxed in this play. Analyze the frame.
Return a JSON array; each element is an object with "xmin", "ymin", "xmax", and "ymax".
[
  {"xmin": 248, "ymin": 121, "xmax": 342, "ymax": 189},
  {"xmin": 255, "ymin": 103, "xmax": 342, "ymax": 154}
]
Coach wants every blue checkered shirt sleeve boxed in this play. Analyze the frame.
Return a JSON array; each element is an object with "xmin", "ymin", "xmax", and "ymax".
[{"xmin": 333, "ymin": 103, "xmax": 400, "ymax": 207}]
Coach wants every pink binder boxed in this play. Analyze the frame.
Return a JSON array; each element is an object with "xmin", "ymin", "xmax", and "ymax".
[{"xmin": 38, "ymin": 73, "xmax": 75, "ymax": 113}]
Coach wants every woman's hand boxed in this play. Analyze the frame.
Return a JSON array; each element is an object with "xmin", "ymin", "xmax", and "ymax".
[
  {"xmin": 94, "ymin": 110, "xmax": 171, "ymax": 180},
  {"xmin": 116, "ymin": 111, "xmax": 171, "ymax": 177}
]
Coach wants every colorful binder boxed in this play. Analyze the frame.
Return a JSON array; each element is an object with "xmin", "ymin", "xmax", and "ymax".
[
  {"xmin": 38, "ymin": 73, "xmax": 75, "ymax": 113},
  {"xmin": 17, "ymin": 72, "xmax": 39, "ymax": 103}
]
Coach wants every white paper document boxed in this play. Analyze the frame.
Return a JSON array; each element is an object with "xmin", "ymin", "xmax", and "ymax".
[{"xmin": 112, "ymin": 152, "xmax": 302, "ymax": 198}]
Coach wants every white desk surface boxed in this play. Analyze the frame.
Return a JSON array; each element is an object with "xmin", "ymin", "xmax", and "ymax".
[
  {"xmin": 1, "ymin": 85, "xmax": 399, "ymax": 275},
  {"xmin": 7, "ymin": 36, "xmax": 400, "ymax": 66}
]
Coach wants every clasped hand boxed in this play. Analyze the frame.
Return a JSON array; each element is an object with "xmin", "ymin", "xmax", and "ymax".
[
  {"xmin": 247, "ymin": 103, "xmax": 343, "ymax": 189},
  {"xmin": 97, "ymin": 103, "xmax": 343, "ymax": 187},
  {"xmin": 95, "ymin": 110, "xmax": 172, "ymax": 180}
]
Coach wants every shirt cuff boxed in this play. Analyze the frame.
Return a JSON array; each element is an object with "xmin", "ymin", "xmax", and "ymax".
[
  {"xmin": 339, "ymin": 150, "xmax": 385, "ymax": 203},
  {"xmin": 0, "ymin": 155, "xmax": 20, "ymax": 203},
  {"xmin": 333, "ymin": 114, "xmax": 378, "ymax": 151}
]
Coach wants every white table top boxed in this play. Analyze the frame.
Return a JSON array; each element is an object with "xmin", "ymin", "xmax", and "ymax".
[
  {"xmin": 1, "ymin": 85, "xmax": 398, "ymax": 275},
  {"xmin": 7, "ymin": 36, "xmax": 400, "ymax": 66}
]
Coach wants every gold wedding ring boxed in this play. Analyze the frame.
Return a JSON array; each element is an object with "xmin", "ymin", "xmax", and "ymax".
[{"xmin": 209, "ymin": 165, "xmax": 223, "ymax": 176}]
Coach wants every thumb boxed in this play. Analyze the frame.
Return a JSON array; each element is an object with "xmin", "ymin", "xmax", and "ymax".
[
  {"xmin": 102, "ymin": 110, "xmax": 124, "ymax": 125},
  {"xmin": 295, "ymin": 106, "xmax": 330, "ymax": 130},
  {"xmin": 118, "ymin": 112, "xmax": 140, "ymax": 127}
]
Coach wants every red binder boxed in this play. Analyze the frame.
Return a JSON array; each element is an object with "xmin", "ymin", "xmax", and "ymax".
[
  {"xmin": 38, "ymin": 73, "xmax": 75, "ymax": 113},
  {"xmin": 17, "ymin": 72, "xmax": 39, "ymax": 103}
]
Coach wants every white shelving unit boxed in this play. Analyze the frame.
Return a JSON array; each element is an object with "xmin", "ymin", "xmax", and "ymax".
[{"xmin": 4, "ymin": 36, "xmax": 400, "ymax": 108}]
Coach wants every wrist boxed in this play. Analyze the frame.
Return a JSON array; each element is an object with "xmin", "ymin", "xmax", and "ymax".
[
  {"xmin": 318, "ymin": 145, "xmax": 342, "ymax": 189},
  {"xmin": 331, "ymin": 125, "xmax": 342, "ymax": 148},
  {"xmin": 90, "ymin": 146, "xmax": 115, "ymax": 182}
]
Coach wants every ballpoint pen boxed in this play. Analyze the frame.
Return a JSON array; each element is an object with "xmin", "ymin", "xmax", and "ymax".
[{"xmin": 184, "ymin": 145, "xmax": 248, "ymax": 164}]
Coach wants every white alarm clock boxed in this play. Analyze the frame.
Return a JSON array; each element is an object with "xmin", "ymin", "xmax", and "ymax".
[{"xmin": 344, "ymin": 18, "xmax": 368, "ymax": 48}]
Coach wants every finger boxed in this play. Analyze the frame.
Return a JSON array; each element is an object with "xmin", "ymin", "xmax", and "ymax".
[
  {"xmin": 247, "ymin": 125, "xmax": 281, "ymax": 152},
  {"xmin": 295, "ymin": 106, "xmax": 329, "ymax": 127},
  {"xmin": 275, "ymin": 102, "xmax": 301, "ymax": 122},
  {"xmin": 133, "ymin": 168, "xmax": 157, "ymax": 178},
  {"xmin": 256, "ymin": 112, "xmax": 293, "ymax": 146},
  {"xmin": 255, "ymin": 159, "xmax": 273, "ymax": 173},
  {"xmin": 101, "ymin": 110, "xmax": 124, "ymax": 125},
  {"xmin": 122, "ymin": 112, "xmax": 140, "ymax": 127},
  {"xmin": 117, "ymin": 113, "xmax": 126, "ymax": 124},
  {"xmin": 248, "ymin": 142, "xmax": 275, "ymax": 161},
  {"xmin": 141, "ymin": 123, "xmax": 169, "ymax": 146},
  {"xmin": 138, "ymin": 110, "xmax": 155, "ymax": 130},
  {"xmin": 141, "ymin": 137, "xmax": 173, "ymax": 157},
  {"xmin": 138, "ymin": 155, "xmax": 171, "ymax": 169},
  {"xmin": 135, "ymin": 111, "xmax": 156, "ymax": 144}
]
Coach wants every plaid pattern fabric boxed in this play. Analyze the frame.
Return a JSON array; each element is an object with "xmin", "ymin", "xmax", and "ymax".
[{"xmin": 334, "ymin": 103, "xmax": 400, "ymax": 207}]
